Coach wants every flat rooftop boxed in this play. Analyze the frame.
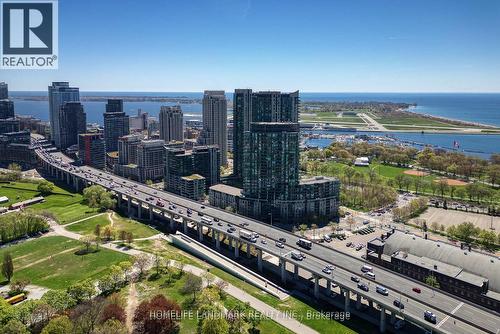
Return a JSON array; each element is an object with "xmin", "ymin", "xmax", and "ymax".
[{"xmin": 209, "ymin": 183, "xmax": 243, "ymax": 197}]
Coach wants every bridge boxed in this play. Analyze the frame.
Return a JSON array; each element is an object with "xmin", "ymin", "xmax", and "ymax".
[{"xmin": 32, "ymin": 136, "xmax": 499, "ymax": 334}]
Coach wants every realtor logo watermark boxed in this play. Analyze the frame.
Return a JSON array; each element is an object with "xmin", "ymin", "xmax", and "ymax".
[{"xmin": 1, "ymin": 0, "xmax": 58, "ymax": 69}]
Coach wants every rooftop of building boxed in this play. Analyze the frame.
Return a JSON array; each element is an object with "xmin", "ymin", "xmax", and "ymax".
[
  {"xmin": 382, "ymin": 231, "xmax": 500, "ymax": 292},
  {"xmin": 209, "ymin": 183, "xmax": 243, "ymax": 197},
  {"xmin": 181, "ymin": 174, "xmax": 205, "ymax": 181},
  {"xmin": 107, "ymin": 151, "xmax": 119, "ymax": 158},
  {"xmin": 299, "ymin": 175, "xmax": 338, "ymax": 185}
]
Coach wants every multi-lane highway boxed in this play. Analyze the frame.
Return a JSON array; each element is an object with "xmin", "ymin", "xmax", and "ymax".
[{"xmin": 33, "ymin": 138, "xmax": 499, "ymax": 334}]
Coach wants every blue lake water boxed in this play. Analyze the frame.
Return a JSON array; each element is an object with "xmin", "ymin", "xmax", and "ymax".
[
  {"xmin": 9, "ymin": 91, "xmax": 500, "ymax": 157},
  {"xmin": 305, "ymin": 131, "xmax": 500, "ymax": 159}
]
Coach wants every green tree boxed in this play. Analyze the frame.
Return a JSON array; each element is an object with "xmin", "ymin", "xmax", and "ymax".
[
  {"xmin": 454, "ymin": 222, "xmax": 480, "ymax": 244},
  {"xmin": 424, "ymin": 275, "xmax": 440, "ymax": 289},
  {"xmin": 67, "ymin": 279, "xmax": 96, "ymax": 303},
  {"xmin": 82, "ymin": 185, "xmax": 116, "ymax": 210},
  {"xmin": 0, "ymin": 319, "xmax": 29, "ymax": 334},
  {"xmin": 41, "ymin": 316, "xmax": 73, "ymax": 334},
  {"xmin": 0, "ymin": 299, "xmax": 16, "ymax": 326},
  {"xmin": 199, "ymin": 305, "xmax": 228, "ymax": 334},
  {"xmin": 41, "ymin": 290, "xmax": 76, "ymax": 314},
  {"xmin": 181, "ymin": 273, "xmax": 203, "ymax": 301},
  {"xmin": 37, "ymin": 181, "xmax": 54, "ymax": 195},
  {"xmin": 1, "ymin": 253, "xmax": 14, "ymax": 282},
  {"xmin": 478, "ymin": 230, "xmax": 497, "ymax": 251}
]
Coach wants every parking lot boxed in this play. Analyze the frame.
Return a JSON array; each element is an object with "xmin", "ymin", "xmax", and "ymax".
[{"xmin": 410, "ymin": 206, "xmax": 499, "ymax": 231}]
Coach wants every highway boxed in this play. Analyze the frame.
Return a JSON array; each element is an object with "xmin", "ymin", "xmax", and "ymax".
[{"xmin": 33, "ymin": 138, "xmax": 499, "ymax": 334}]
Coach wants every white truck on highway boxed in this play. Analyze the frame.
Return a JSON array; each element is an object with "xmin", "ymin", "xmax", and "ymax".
[{"xmin": 240, "ymin": 229, "xmax": 257, "ymax": 243}]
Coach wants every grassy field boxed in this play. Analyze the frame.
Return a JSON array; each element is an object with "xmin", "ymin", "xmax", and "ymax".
[
  {"xmin": 0, "ymin": 181, "xmax": 98, "ymax": 224},
  {"xmin": 133, "ymin": 239, "xmax": 362, "ymax": 333},
  {"xmin": 66, "ymin": 212, "xmax": 157, "ymax": 238},
  {"xmin": 0, "ymin": 236, "xmax": 130, "ymax": 289},
  {"xmin": 301, "ymin": 112, "xmax": 365, "ymax": 124},
  {"xmin": 135, "ymin": 270, "xmax": 294, "ymax": 334}
]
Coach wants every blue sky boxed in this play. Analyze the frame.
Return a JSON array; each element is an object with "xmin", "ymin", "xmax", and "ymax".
[{"xmin": 3, "ymin": 0, "xmax": 500, "ymax": 92}]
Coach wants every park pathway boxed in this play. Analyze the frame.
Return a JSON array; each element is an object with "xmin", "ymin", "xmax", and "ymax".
[{"xmin": 48, "ymin": 220, "xmax": 318, "ymax": 334}]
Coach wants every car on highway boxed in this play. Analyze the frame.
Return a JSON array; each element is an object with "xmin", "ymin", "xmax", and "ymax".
[
  {"xmin": 376, "ymin": 286, "xmax": 389, "ymax": 296},
  {"xmin": 279, "ymin": 237, "xmax": 286, "ymax": 243},
  {"xmin": 227, "ymin": 227, "xmax": 236, "ymax": 233},
  {"xmin": 291, "ymin": 251, "xmax": 305, "ymax": 261},
  {"xmin": 322, "ymin": 267, "xmax": 332, "ymax": 275},
  {"xmin": 364, "ymin": 272, "xmax": 375, "ymax": 280},
  {"xmin": 393, "ymin": 299, "xmax": 404, "ymax": 309},
  {"xmin": 357, "ymin": 283, "xmax": 369, "ymax": 292},
  {"xmin": 412, "ymin": 287, "xmax": 421, "ymax": 293},
  {"xmin": 260, "ymin": 239, "xmax": 267, "ymax": 245},
  {"xmin": 275, "ymin": 241, "xmax": 284, "ymax": 248},
  {"xmin": 351, "ymin": 276, "xmax": 360, "ymax": 283},
  {"xmin": 214, "ymin": 218, "xmax": 219, "ymax": 222},
  {"xmin": 217, "ymin": 222, "xmax": 223, "ymax": 226},
  {"xmin": 325, "ymin": 264, "xmax": 334, "ymax": 270},
  {"xmin": 424, "ymin": 311, "xmax": 436, "ymax": 324}
]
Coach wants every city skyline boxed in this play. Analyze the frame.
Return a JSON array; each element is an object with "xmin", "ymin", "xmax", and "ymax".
[{"xmin": 2, "ymin": 0, "xmax": 500, "ymax": 93}]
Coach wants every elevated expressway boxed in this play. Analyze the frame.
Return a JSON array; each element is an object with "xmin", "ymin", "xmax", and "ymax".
[{"xmin": 33, "ymin": 138, "xmax": 499, "ymax": 334}]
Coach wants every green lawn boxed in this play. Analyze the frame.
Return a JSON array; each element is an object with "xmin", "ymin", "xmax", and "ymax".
[
  {"xmin": 66, "ymin": 212, "xmax": 157, "ymax": 239},
  {"xmin": 0, "ymin": 181, "xmax": 98, "ymax": 224},
  {"xmin": 0, "ymin": 182, "xmax": 41, "ymax": 207},
  {"xmin": 0, "ymin": 236, "xmax": 130, "ymax": 289},
  {"xmin": 136, "ymin": 271, "xmax": 294, "ymax": 334}
]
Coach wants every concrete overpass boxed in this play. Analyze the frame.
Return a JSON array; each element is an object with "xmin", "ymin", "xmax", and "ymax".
[{"xmin": 32, "ymin": 137, "xmax": 499, "ymax": 334}]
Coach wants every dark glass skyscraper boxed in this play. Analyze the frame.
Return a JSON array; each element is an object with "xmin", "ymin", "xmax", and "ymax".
[
  {"xmin": 48, "ymin": 82, "xmax": 80, "ymax": 148},
  {"xmin": 229, "ymin": 89, "xmax": 339, "ymax": 224},
  {"xmin": 0, "ymin": 82, "xmax": 8, "ymax": 100},
  {"xmin": 233, "ymin": 90, "xmax": 299, "ymax": 182},
  {"xmin": 0, "ymin": 100, "xmax": 14, "ymax": 119},
  {"xmin": 59, "ymin": 102, "xmax": 86, "ymax": 150},
  {"xmin": 104, "ymin": 100, "xmax": 129, "ymax": 152}
]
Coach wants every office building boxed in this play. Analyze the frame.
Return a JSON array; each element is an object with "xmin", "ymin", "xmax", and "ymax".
[
  {"xmin": 136, "ymin": 140, "xmax": 165, "ymax": 182},
  {"xmin": 367, "ymin": 230, "xmax": 500, "ymax": 312},
  {"xmin": 0, "ymin": 119, "xmax": 19, "ymax": 134},
  {"xmin": 78, "ymin": 133, "xmax": 105, "ymax": 169},
  {"xmin": 0, "ymin": 131, "xmax": 35, "ymax": 166},
  {"xmin": 59, "ymin": 102, "xmax": 86, "ymax": 150},
  {"xmin": 0, "ymin": 100, "xmax": 14, "ymax": 119},
  {"xmin": 211, "ymin": 89, "xmax": 339, "ymax": 224},
  {"xmin": 117, "ymin": 134, "xmax": 142, "ymax": 165},
  {"xmin": 0, "ymin": 82, "xmax": 8, "ymax": 100},
  {"xmin": 159, "ymin": 105, "xmax": 183, "ymax": 142},
  {"xmin": 48, "ymin": 82, "xmax": 80, "ymax": 148},
  {"xmin": 104, "ymin": 101, "xmax": 129, "ymax": 152},
  {"xmin": 201, "ymin": 90, "xmax": 227, "ymax": 165},
  {"xmin": 164, "ymin": 145, "xmax": 220, "ymax": 200},
  {"xmin": 129, "ymin": 109, "xmax": 149, "ymax": 131},
  {"xmin": 105, "ymin": 99, "xmax": 123, "ymax": 113}
]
